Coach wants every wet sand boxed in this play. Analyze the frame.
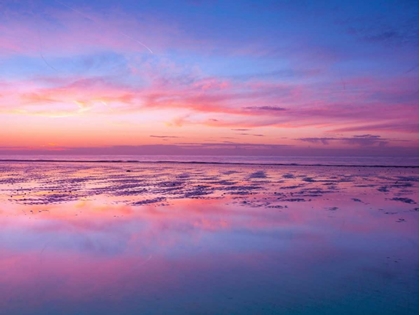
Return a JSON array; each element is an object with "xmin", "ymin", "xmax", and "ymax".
[{"xmin": 0, "ymin": 162, "xmax": 418, "ymax": 314}]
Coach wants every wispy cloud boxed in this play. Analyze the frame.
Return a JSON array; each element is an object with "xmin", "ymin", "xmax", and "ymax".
[
  {"xmin": 150, "ymin": 135, "xmax": 180, "ymax": 139},
  {"xmin": 239, "ymin": 133, "xmax": 264, "ymax": 137},
  {"xmin": 298, "ymin": 134, "xmax": 391, "ymax": 146},
  {"xmin": 244, "ymin": 106, "xmax": 287, "ymax": 112}
]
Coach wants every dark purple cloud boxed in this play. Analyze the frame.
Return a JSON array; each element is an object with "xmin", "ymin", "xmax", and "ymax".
[
  {"xmin": 298, "ymin": 134, "xmax": 390, "ymax": 146},
  {"xmin": 244, "ymin": 106, "xmax": 287, "ymax": 112}
]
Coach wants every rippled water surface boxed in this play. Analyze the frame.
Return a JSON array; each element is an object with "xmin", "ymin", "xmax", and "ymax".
[{"xmin": 0, "ymin": 162, "xmax": 418, "ymax": 314}]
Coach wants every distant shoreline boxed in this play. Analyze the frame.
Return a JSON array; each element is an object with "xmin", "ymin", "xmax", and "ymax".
[{"xmin": 0, "ymin": 159, "xmax": 417, "ymax": 168}]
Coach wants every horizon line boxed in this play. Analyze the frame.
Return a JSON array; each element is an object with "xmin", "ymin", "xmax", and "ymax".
[{"xmin": 0, "ymin": 159, "xmax": 417, "ymax": 168}]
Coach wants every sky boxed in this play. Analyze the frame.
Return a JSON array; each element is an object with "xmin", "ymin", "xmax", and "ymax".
[{"xmin": 0, "ymin": 0, "xmax": 418, "ymax": 156}]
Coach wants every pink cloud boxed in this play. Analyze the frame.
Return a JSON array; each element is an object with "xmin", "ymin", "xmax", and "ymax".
[{"xmin": 0, "ymin": 70, "xmax": 417, "ymax": 140}]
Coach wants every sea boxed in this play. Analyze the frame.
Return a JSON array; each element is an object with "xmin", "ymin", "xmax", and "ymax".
[{"xmin": 0, "ymin": 155, "xmax": 418, "ymax": 314}]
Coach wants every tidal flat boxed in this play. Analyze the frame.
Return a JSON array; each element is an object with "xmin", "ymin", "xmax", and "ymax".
[{"xmin": 0, "ymin": 161, "xmax": 418, "ymax": 314}]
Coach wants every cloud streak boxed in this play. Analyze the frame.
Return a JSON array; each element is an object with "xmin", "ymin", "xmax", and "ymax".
[{"xmin": 298, "ymin": 134, "xmax": 390, "ymax": 147}]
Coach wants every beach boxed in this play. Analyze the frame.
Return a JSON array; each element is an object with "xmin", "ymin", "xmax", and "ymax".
[{"xmin": 0, "ymin": 161, "xmax": 418, "ymax": 314}]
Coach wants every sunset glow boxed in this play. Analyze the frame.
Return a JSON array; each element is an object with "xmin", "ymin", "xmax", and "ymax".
[{"xmin": 0, "ymin": 0, "xmax": 418, "ymax": 156}]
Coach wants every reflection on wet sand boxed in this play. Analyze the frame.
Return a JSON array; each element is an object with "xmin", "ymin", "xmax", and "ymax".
[{"xmin": 0, "ymin": 162, "xmax": 418, "ymax": 314}]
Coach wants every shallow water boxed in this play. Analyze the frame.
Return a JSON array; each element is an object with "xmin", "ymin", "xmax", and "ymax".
[{"xmin": 0, "ymin": 162, "xmax": 418, "ymax": 314}]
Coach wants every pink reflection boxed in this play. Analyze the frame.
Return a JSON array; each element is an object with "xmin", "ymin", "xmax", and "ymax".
[{"xmin": 0, "ymin": 164, "xmax": 418, "ymax": 314}]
